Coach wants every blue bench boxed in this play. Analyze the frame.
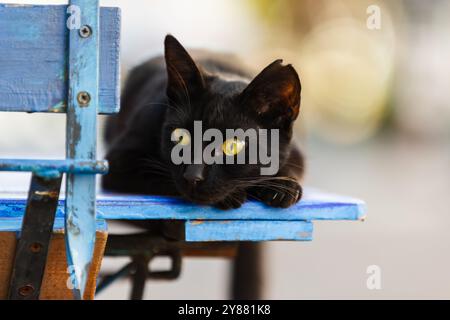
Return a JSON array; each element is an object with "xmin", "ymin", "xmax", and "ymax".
[
  {"xmin": 0, "ymin": 1, "xmax": 366, "ymax": 300},
  {"xmin": 0, "ymin": 189, "xmax": 366, "ymax": 241}
]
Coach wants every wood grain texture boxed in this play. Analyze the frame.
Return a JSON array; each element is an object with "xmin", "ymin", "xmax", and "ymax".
[
  {"xmin": 0, "ymin": 188, "xmax": 367, "ymax": 222},
  {"xmin": 0, "ymin": 4, "xmax": 120, "ymax": 114},
  {"xmin": 0, "ymin": 230, "xmax": 107, "ymax": 300},
  {"xmin": 0, "ymin": 233, "xmax": 16, "ymax": 299},
  {"xmin": 185, "ymin": 220, "xmax": 313, "ymax": 242}
]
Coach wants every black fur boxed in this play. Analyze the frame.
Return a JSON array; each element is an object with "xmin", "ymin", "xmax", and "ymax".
[{"xmin": 103, "ymin": 35, "xmax": 304, "ymax": 210}]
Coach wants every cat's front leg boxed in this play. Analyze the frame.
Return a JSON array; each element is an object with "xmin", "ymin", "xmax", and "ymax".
[
  {"xmin": 214, "ymin": 190, "xmax": 247, "ymax": 210},
  {"xmin": 249, "ymin": 177, "xmax": 302, "ymax": 208}
]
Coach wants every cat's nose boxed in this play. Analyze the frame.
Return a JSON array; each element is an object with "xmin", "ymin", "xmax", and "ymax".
[{"xmin": 183, "ymin": 164, "xmax": 205, "ymax": 186}]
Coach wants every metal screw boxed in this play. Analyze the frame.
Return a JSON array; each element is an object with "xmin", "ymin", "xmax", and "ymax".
[
  {"xmin": 79, "ymin": 25, "xmax": 92, "ymax": 38},
  {"xmin": 18, "ymin": 284, "xmax": 35, "ymax": 297},
  {"xmin": 29, "ymin": 242, "xmax": 42, "ymax": 253},
  {"xmin": 77, "ymin": 91, "xmax": 91, "ymax": 107}
]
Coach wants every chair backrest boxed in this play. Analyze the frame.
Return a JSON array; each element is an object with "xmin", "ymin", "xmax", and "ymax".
[
  {"xmin": 0, "ymin": 1, "xmax": 121, "ymax": 300},
  {"xmin": 0, "ymin": 3, "xmax": 120, "ymax": 114}
]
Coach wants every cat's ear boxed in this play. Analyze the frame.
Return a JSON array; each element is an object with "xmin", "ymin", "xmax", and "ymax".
[
  {"xmin": 164, "ymin": 35, "xmax": 205, "ymax": 103},
  {"xmin": 240, "ymin": 60, "xmax": 301, "ymax": 128}
]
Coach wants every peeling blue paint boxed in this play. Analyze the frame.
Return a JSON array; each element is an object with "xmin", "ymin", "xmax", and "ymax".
[{"xmin": 64, "ymin": 0, "xmax": 101, "ymax": 300}]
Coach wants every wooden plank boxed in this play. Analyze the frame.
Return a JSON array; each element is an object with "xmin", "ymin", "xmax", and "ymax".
[
  {"xmin": 0, "ymin": 4, "xmax": 120, "ymax": 114},
  {"xmin": 96, "ymin": 189, "xmax": 366, "ymax": 221},
  {"xmin": 0, "ymin": 188, "xmax": 367, "ymax": 221},
  {"xmin": 185, "ymin": 220, "xmax": 313, "ymax": 242},
  {"xmin": 0, "ymin": 230, "xmax": 107, "ymax": 300},
  {"xmin": 0, "ymin": 218, "xmax": 107, "ymax": 232},
  {"xmin": 0, "ymin": 233, "xmax": 15, "ymax": 299},
  {"xmin": 64, "ymin": 0, "xmax": 100, "ymax": 299}
]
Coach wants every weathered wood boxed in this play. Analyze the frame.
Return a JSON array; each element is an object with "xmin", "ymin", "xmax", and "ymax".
[
  {"xmin": 185, "ymin": 220, "xmax": 313, "ymax": 242},
  {"xmin": 64, "ymin": 0, "xmax": 100, "ymax": 299},
  {"xmin": 0, "ymin": 230, "xmax": 107, "ymax": 300},
  {"xmin": 0, "ymin": 4, "xmax": 120, "ymax": 114},
  {"xmin": 0, "ymin": 189, "xmax": 367, "ymax": 221},
  {"xmin": 0, "ymin": 233, "xmax": 16, "ymax": 299}
]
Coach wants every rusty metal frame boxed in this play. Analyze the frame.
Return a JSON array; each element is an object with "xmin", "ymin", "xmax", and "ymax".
[
  {"xmin": 96, "ymin": 229, "xmax": 240, "ymax": 300},
  {"xmin": 8, "ymin": 173, "xmax": 62, "ymax": 300}
]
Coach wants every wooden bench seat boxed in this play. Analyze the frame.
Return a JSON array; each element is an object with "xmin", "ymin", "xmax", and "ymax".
[
  {"xmin": 0, "ymin": 187, "xmax": 365, "ymax": 299},
  {"xmin": 0, "ymin": 188, "xmax": 366, "ymax": 242}
]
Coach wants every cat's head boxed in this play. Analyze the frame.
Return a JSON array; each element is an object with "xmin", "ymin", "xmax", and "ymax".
[{"xmin": 160, "ymin": 35, "xmax": 301, "ymax": 204}]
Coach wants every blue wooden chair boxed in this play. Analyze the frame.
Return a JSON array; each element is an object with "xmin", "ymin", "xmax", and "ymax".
[{"xmin": 0, "ymin": 1, "xmax": 366, "ymax": 300}]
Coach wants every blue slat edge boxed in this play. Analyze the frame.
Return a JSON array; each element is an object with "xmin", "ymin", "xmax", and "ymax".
[
  {"xmin": 185, "ymin": 220, "xmax": 313, "ymax": 242},
  {"xmin": 0, "ymin": 218, "xmax": 107, "ymax": 233},
  {"xmin": 0, "ymin": 189, "xmax": 367, "ymax": 221},
  {"xmin": 0, "ymin": 4, "xmax": 120, "ymax": 114}
]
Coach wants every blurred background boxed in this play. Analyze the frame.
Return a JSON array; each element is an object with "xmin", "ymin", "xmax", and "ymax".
[{"xmin": 0, "ymin": 0, "xmax": 449, "ymax": 299}]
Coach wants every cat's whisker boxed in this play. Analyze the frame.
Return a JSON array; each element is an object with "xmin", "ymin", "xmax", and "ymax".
[
  {"xmin": 137, "ymin": 157, "xmax": 171, "ymax": 177},
  {"xmin": 247, "ymin": 193, "xmax": 263, "ymax": 202},
  {"xmin": 283, "ymin": 162, "xmax": 304, "ymax": 171},
  {"xmin": 231, "ymin": 176, "xmax": 299, "ymax": 198},
  {"xmin": 136, "ymin": 163, "xmax": 170, "ymax": 174},
  {"xmin": 258, "ymin": 183, "xmax": 298, "ymax": 197}
]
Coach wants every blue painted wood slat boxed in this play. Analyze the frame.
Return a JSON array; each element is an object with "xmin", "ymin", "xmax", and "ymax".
[
  {"xmin": 0, "ymin": 4, "xmax": 120, "ymax": 114},
  {"xmin": 0, "ymin": 189, "xmax": 367, "ymax": 221},
  {"xmin": 64, "ymin": 0, "xmax": 100, "ymax": 300},
  {"xmin": 0, "ymin": 217, "xmax": 308, "ymax": 242},
  {"xmin": 0, "ymin": 218, "xmax": 107, "ymax": 233},
  {"xmin": 0, "ymin": 189, "xmax": 365, "ymax": 241},
  {"xmin": 185, "ymin": 220, "xmax": 313, "ymax": 242}
]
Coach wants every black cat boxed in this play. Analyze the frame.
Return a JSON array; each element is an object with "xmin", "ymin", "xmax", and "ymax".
[{"xmin": 103, "ymin": 35, "xmax": 304, "ymax": 210}]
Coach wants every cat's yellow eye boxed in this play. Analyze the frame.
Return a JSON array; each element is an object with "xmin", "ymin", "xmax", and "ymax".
[
  {"xmin": 172, "ymin": 128, "xmax": 191, "ymax": 146},
  {"xmin": 222, "ymin": 138, "xmax": 245, "ymax": 156}
]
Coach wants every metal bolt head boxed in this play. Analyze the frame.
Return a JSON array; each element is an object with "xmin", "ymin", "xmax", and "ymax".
[
  {"xmin": 79, "ymin": 25, "xmax": 92, "ymax": 38},
  {"xmin": 18, "ymin": 284, "xmax": 35, "ymax": 297},
  {"xmin": 29, "ymin": 242, "xmax": 42, "ymax": 253},
  {"xmin": 77, "ymin": 91, "xmax": 91, "ymax": 107}
]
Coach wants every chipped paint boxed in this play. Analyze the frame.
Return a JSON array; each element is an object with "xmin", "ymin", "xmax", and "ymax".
[
  {"xmin": 64, "ymin": 0, "xmax": 101, "ymax": 300},
  {"xmin": 49, "ymin": 101, "xmax": 67, "ymax": 113},
  {"xmin": 298, "ymin": 232, "xmax": 312, "ymax": 238},
  {"xmin": 190, "ymin": 220, "xmax": 204, "ymax": 225},
  {"xmin": 34, "ymin": 190, "xmax": 59, "ymax": 199}
]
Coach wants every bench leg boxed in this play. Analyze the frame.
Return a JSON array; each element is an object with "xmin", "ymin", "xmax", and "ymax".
[
  {"xmin": 130, "ymin": 256, "xmax": 149, "ymax": 300},
  {"xmin": 230, "ymin": 242, "xmax": 264, "ymax": 300}
]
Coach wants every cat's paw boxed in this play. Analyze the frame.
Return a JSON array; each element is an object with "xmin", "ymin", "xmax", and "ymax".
[
  {"xmin": 257, "ymin": 179, "xmax": 302, "ymax": 208},
  {"xmin": 214, "ymin": 191, "xmax": 247, "ymax": 210}
]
